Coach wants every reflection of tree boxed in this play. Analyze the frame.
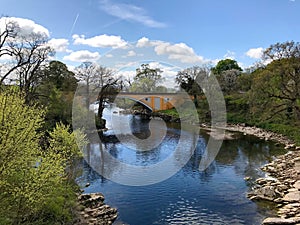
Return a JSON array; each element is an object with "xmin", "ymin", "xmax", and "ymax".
[
  {"xmin": 130, "ymin": 117, "xmax": 151, "ymax": 139},
  {"xmin": 82, "ymin": 131, "xmax": 124, "ymax": 184},
  {"xmin": 215, "ymin": 139, "xmax": 239, "ymax": 165},
  {"xmin": 215, "ymin": 134, "xmax": 285, "ymax": 181}
]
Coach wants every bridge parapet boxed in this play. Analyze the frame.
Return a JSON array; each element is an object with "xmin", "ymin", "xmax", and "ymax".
[{"xmin": 116, "ymin": 92, "xmax": 189, "ymax": 112}]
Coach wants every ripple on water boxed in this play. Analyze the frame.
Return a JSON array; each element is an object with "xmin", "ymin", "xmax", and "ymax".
[
  {"xmin": 77, "ymin": 109, "xmax": 285, "ymax": 225},
  {"xmin": 154, "ymin": 198, "xmax": 246, "ymax": 225}
]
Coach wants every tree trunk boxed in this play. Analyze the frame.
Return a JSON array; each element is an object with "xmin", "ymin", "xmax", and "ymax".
[
  {"xmin": 96, "ymin": 94, "xmax": 106, "ymax": 129},
  {"xmin": 193, "ymin": 94, "xmax": 198, "ymax": 108}
]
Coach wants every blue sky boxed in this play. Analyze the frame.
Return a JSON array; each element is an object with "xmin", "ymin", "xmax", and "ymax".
[{"xmin": 1, "ymin": 0, "xmax": 300, "ymax": 86}]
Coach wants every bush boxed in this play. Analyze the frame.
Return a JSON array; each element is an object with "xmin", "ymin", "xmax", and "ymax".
[{"xmin": 0, "ymin": 90, "xmax": 85, "ymax": 224}]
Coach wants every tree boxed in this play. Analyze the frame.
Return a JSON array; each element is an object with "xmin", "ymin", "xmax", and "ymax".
[
  {"xmin": 250, "ymin": 57, "xmax": 300, "ymax": 122},
  {"xmin": 131, "ymin": 64, "xmax": 164, "ymax": 92},
  {"xmin": 0, "ymin": 90, "xmax": 85, "ymax": 224},
  {"xmin": 175, "ymin": 66, "xmax": 209, "ymax": 107},
  {"xmin": 211, "ymin": 59, "xmax": 243, "ymax": 94},
  {"xmin": 263, "ymin": 41, "xmax": 300, "ymax": 60},
  {"xmin": 211, "ymin": 59, "xmax": 243, "ymax": 75},
  {"xmin": 249, "ymin": 41, "xmax": 300, "ymax": 123},
  {"xmin": 75, "ymin": 62, "xmax": 119, "ymax": 129},
  {"xmin": 37, "ymin": 61, "xmax": 78, "ymax": 128},
  {"xmin": 0, "ymin": 17, "xmax": 18, "ymax": 58},
  {"xmin": 0, "ymin": 16, "xmax": 54, "ymax": 103}
]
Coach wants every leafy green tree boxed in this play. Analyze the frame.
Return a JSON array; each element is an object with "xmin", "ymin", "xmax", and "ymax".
[
  {"xmin": 211, "ymin": 59, "xmax": 243, "ymax": 94},
  {"xmin": 211, "ymin": 59, "xmax": 243, "ymax": 75},
  {"xmin": 236, "ymin": 73, "xmax": 253, "ymax": 93},
  {"xmin": 250, "ymin": 56, "xmax": 300, "ymax": 123},
  {"xmin": 37, "ymin": 61, "xmax": 78, "ymax": 129},
  {"xmin": 0, "ymin": 90, "xmax": 85, "ymax": 225},
  {"xmin": 131, "ymin": 64, "xmax": 164, "ymax": 92}
]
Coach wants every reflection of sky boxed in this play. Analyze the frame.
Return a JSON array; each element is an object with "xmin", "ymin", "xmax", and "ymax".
[
  {"xmin": 76, "ymin": 108, "xmax": 285, "ymax": 225},
  {"xmin": 78, "ymin": 130, "xmax": 285, "ymax": 225}
]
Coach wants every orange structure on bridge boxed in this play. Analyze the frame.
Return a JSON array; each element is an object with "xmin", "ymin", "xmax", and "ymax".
[{"xmin": 115, "ymin": 92, "xmax": 190, "ymax": 112}]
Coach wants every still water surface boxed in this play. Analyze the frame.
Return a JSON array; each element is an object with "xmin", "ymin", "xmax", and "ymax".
[{"xmin": 77, "ymin": 107, "xmax": 285, "ymax": 225}]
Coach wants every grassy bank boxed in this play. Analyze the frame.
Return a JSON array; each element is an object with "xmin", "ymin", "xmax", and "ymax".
[{"xmin": 158, "ymin": 94, "xmax": 300, "ymax": 146}]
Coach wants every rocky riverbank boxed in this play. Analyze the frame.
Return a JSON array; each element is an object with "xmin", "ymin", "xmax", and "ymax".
[
  {"xmin": 223, "ymin": 123, "xmax": 297, "ymax": 149},
  {"xmin": 75, "ymin": 193, "xmax": 118, "ymax": 225},
  {"xmin": 223, "ymin": 124, "xmax": 300, "ymax": 224}
]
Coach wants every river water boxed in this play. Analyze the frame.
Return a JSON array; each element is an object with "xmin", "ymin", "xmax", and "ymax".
[{"xmin": 76, "ymin": 106, "xmax": 286, "ymax": 225}]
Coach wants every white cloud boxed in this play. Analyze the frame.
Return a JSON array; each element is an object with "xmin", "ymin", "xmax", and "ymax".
[
  {"xmin": 72, "ymin": 34, "xmax": 127, "ymax": 48},
  {"xmin": 63, "ymin": 50, "xmax": 100, "ymax": 62},
  {"xmin": 246, "ymin": 47, "xmax": 264, "ymax": 59},
  {"xmin": 48, "ymin": 38, "xmax": 71, "ymax": 52},
  {"xmin": 154, "ymin": 42, "xmax": 206, "ymax": 64},
  {"xmin": 0, "ymin": 54, "xmax": 13, "ymax": 61},
  {"xmin": 117, "ymin": 70, "xmax": 136, "ymax": 79},
  {"xmin": 136, "ymin": 37, "xmax": 149, "ymax": 47},
  {"xmin": 66, "ymin": 64, "xmax": 76, "ymax": 72},
  {"xmin": 105, "ymin": 54, "xmax": 113, "ymax": 58},
  {"xmin": 136, "ymin": 37, "xmax": 164, "ymax": 48},
  {"xmin": 0, "ymin": 17, "xmax": 49, "ymax": 37},
  {"xmin": 99, "ymin": 0, "xmax": 166, "ymax": 28},
  {"xmin": 127, "ymin": 50, "xmax": 136, "ymax": 57},
  {"xmin": 223, "ymin": 50, "xmax": 236, "ymax": 60}
]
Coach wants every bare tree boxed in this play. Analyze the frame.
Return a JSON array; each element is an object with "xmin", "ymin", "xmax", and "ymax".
[
  {"xmin": 0, "ymin": 18, "xmax": 18, "ymax": 58},
  {"xmin": 175, "ymin": 66, "xmax": 209, "ymax": 107},
  {"xmin": 75, "ymin": 62, "xmax": 120, "ymax": 128},
  {"xmin": 0, "ymin": 17, "xmax": 54, "ymax": 103}
]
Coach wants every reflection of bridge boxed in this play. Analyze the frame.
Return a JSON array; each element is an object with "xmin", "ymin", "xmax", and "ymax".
[{"xmin": 115, "ymin": 92, "xmax": 190, "ymax": 112}]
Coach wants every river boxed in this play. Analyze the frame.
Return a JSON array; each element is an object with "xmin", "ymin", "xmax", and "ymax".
[{"xmin": 76, "ymin": 106, "xmax": 286, "ymax": 225}]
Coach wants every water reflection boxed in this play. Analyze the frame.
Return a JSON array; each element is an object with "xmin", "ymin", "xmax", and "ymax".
[{"xmin": 77, "ymin": 107, "xmax": 286, "ymax": 225}]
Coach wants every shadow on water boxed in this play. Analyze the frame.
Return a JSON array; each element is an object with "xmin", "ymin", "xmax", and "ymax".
[{"xmin": 76, "ymin": 107, "xmax": 286, "ymax": 225}]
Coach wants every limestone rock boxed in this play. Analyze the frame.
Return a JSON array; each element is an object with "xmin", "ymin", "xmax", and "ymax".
[
  {"xmin": 282, "ymin": 191, "xmax": 300, "ymax": 203},
  {"xmin": 76, "ymin": 193, "xmax": 118, "ymax": 225},
  {"xmin": 262, "ymin": 217, "xmax": 297, "ymax": 224},
  {"xmin": 293, "ymin": 181, "xmax": 300, "ymax": 190}
]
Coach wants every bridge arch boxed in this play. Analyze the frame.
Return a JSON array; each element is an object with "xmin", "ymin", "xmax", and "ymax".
[{"xmin": 116, "ymin": 96, "xmax": 153, "ymax": 112}]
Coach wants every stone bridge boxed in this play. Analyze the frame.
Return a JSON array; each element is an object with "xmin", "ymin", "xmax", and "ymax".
[{"xmin": 114, "ymin": 92, "xmax": 190, "ymax": 112}]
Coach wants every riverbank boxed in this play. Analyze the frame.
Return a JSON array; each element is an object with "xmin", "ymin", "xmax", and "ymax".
[
  {"xmin": 219, "ymin": 124, "xmax": 300, "ymax": 224},
  {"xmin": 223, "ymin": 123, "xmax": 298, "ymax": 149},
  {"xmin": 106, "ymin": 109, "xmax": 300, "ymax": 223},
  {"xmin": 74, "ymin": 193, "xmax": 118, "ymax": 225}
]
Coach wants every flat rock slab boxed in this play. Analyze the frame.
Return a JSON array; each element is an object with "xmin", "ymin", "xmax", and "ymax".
[
  {"xmin": 294, "ymin": 161, "xmax": 300, "ymax": 173},
  {"xmin": 263, "ymin": 217, "xmax": 300, "ymax": 224},
  {"xmin": 294, "ymin": 180, "xmax": 300, "ymax": 190},
  {"xmin": 283, "ymin": 191, "xmax": 300, "ymax": 202}
]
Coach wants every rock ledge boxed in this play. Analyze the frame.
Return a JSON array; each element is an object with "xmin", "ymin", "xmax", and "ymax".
[{"xmin": 75, "ymin": 193, "xmax": 118, "ymax": 225}]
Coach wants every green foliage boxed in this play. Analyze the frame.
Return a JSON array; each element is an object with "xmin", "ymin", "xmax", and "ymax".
[
  {"xmin": 211, "ymin": 59, "xmax": 243, "ymax": 75},
  {"xmin": 0, "ymin": 90, "xmax": 85, "ymax": 224},
  {"xmin": 37, "ymin": 61, "xmax": 78, "ymax": 129},
  {"xmin": 250, "ymin": 56, "xmax": 300, "ymax": 123},
  {"xmin": 131, "ymin": 64, "xmax": 164, "ymax": 92},
  {"xmin": 258, "ymin": 123, "xmax": 300, "ymax": 145}
]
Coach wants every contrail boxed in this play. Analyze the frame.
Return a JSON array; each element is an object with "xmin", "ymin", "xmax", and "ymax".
[{"xmin": 69, "ymin": 13, "xmax": 79, "ymax": 37}]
